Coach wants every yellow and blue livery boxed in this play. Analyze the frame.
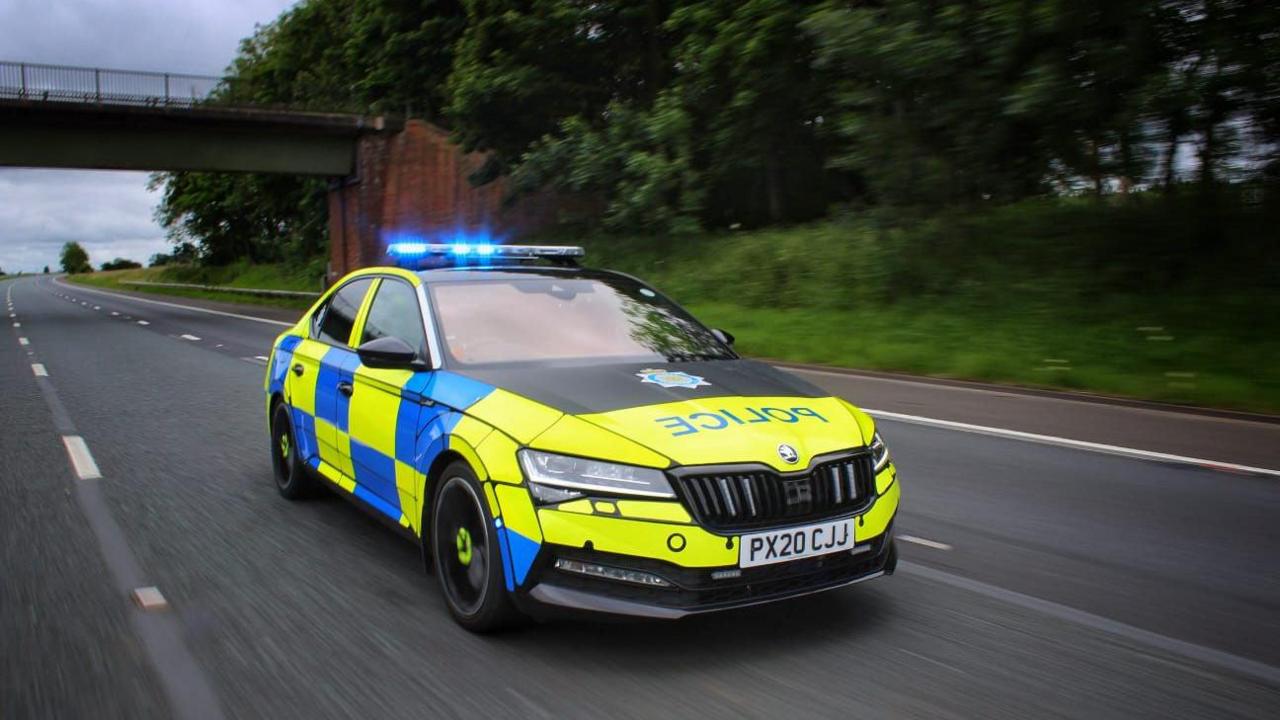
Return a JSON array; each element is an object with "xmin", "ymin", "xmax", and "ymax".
[{"xmin": 265, "ymin": 244, "xmax": 899, "ymax": 631}]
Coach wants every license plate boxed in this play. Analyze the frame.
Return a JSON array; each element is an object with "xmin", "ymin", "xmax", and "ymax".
[{"xmin": 739, "ymin": 518, "xmax": 856, "ymax": 568}]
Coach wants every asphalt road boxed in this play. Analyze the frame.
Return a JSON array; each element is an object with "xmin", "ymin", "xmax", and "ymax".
[{"xmin": 3, "ymin": 274, "xmax": 1278, "ymax": 720}]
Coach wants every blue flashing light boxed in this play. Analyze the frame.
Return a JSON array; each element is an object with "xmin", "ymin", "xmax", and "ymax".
[
  {"xmin": 387, "ymin": 242, "xmax": 428, "ymax": 256},
  {"xmin": 385, "ymin": 239, "xmax": 584, "ymax": 264}
]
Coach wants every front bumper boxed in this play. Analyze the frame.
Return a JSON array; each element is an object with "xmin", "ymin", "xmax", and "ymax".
[
  {"xmin": 521, "ymin": 532, "xmax": 895, "ymax": 619},
  {"xmin": 513, "ymin": 471, "xmax": 900, "ymax": 619}
]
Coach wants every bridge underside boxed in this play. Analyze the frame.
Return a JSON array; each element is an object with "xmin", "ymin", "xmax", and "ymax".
[
  {"xmin": 0, "ymin": 100, "xmax": 393, "ymax": 175},
  {"xmin": 0, "ymin": 99, "xmax": 561, "ymax": 280}
]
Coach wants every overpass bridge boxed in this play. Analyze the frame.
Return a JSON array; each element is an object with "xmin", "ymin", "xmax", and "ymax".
[{"xmin": 0, "ymin": 61, "xmax": 556, "ymax": 279}]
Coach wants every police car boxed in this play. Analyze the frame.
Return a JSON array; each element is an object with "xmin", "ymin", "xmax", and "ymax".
[{"xmin": 265, "ymin": 244, "xmax": 899, "ymax": 631}]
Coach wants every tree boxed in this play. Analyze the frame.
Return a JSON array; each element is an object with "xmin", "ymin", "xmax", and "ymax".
[
  {"xmin": 100, "ymin": 258, "xmax": 143, "ymax": 271},
  {"xmin": 42, "ymin": 266, "xmax": 49, "ymax": 274},
  {"xmin": 60, "ymin": 242, "xmax": 92, "ymax": 274},
  {"xmin": 500, "ymin": 0, "xmax": 840, "ymax": 230}
]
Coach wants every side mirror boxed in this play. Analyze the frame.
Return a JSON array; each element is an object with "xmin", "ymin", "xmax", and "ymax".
[
  {"xmin": 712, "ymin": 328, "xmax": 735, "ymax": 347},
  {"xmin": 357, "ymin": 336, "xmax": 425, "ymax": 370}
]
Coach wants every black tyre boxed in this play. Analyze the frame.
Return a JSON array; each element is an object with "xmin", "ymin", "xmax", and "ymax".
[
  {"xmin": 430, "ymin": 461, "xmax": 521, "ymax": 632},
  {"xmin": 270, "ymin": 402, "xmax": 316, "ymax": 499}
]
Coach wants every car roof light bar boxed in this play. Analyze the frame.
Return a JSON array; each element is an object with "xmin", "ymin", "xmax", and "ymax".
[{"xmin": 386, "ymin": 243, "xmax": 585, "ymax": 260}]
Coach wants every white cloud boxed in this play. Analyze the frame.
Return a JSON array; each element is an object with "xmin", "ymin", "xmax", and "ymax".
[
  {"xmin": 0, "ymin": 0, "xmax": 299, "ymax": 272},
  {"xmin": 0, "ymin": 169, "xmax": 167, "ymax": 271}
]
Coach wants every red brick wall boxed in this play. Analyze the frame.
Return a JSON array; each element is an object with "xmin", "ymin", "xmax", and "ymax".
[{"xmin": 326, "ymin": 120, "xmax": 560, "ymax": 281}]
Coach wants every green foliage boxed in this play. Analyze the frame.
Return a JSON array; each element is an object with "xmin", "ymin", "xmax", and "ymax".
[
  {"xmin": 509, "ymin": 0, "xmax": 834, "ymax": 231},
  {"xmin": 154, "ymin": 0, "xmax": 1280, "ymax": 255},
  {"xmin": 447, "ymin": 0, "xmax": 669, "ymax": 180},
  {"xmin": 42, "ymin": 266, "xmax": 49, "ymax": 274},
  {"xmin": 149, "ymin": 172, "xmax": 327, "ymax": 265},
  {"xmin": 59, "ymin": 242, "xmax": 92, "ymax": 274},
  {"xmin": 100, "ymin": 258, "xmax": 143, "ymax": 271}
]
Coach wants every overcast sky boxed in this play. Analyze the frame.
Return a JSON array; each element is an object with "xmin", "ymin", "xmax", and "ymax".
[{"xmin": 0, "ymin": 0, "xmax": 298, "ymax": 272}]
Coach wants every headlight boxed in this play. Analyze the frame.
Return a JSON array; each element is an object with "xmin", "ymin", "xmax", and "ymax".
[
  {"xmin": 518, "ymin": 449, "xmax": 675, "ymax": 502},
  {"xmin": 870, "ymin": 430, "xmax": 890, "ymax": 471}
]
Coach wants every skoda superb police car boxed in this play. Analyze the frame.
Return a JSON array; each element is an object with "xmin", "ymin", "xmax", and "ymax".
[{"xmin": 265, "ymin": 244, "xmax": 899, "ymax": 631}]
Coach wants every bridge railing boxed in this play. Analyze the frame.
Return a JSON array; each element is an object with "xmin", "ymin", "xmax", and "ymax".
[{"xmin": 0, "ymin": 61, "xmax": 224, "ymax": 108}]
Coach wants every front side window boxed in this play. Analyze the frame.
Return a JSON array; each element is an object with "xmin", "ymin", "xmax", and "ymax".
[
  {"xmin": 427, "ymin": 272, "xmax": 734, "ymax": 367},
  {"xmin": 361, "ymin": 279, "xmax": 427, "ymax": 358},
  {"xmin": 315, "ymin": 278, "xmax": 374, "ymax": 346}
]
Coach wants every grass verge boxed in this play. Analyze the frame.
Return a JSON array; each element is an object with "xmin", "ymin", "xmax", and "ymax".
[{"xmin": 65, "ymin": 262, "xmax": 321, "ymax": 312}]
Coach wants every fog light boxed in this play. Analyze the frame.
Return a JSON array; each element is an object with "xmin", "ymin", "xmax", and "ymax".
[{"xmin": 554, "ymin": 559, "xmax": 672, "ymax": 587}]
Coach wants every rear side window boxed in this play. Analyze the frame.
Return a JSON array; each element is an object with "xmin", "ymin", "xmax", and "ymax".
[
  {"xmin": 314, "ymin": 278, "xmax": 374, "ymax": 346},
  {"xmin": 360, "ymin": 279, "xmax": 427, "ymax": 358}
]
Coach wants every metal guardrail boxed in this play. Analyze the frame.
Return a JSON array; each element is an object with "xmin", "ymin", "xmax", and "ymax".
[
  {"xmin": 0, "ymin": 60, "xmax": 226, "ymax": 108},
  {"xmin": 120, "ymin": 280, "xmax": 320, "ymax": 299}
]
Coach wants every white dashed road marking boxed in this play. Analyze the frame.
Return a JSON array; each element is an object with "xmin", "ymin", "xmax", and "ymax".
[
  {"xmin": 54, "ymin": 277, "xmax": 292, "ymax": 327},
  {"xmin": 61, "ymin": 435, "xmax": 102, "ymax": 480},
  {"xmin": 132, "ymin": 586, "xmax": 170, "ymax": 611},
  {"xmin": 110, "ymin": 311, "xmax": 119, "ymax": 316},
  {"xmin": 180, "ymin": 334, "xmax": 201, "ymax": 341},
  {"xmin": 898, "ymin": 534, "xmax": 954, "ymax": 551},
  {"xmin": 31, "ymin": 363, "xmax": 48, "ymax": 377},
  {"xmin": 137, "ymin": 320, "xmax": 150, "ymax": 325},
  {"xmin": 18, "ymin": 337, "xmax": 29, "ymax": 346}
]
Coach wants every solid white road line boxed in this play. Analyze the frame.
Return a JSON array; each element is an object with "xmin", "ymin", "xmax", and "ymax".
[
  {"xmin": 31, "ymin": 363, "xmax": 48, "ymax": 377},
  {"xmin": 864, "ymin": 407, "xmax": 1280, "ymax": 478},
  {"xmin": 180, "ymin": 334, "xmax": 201, "ymax": 341},
  {"xmin": 56, "ymin": 278, "xmax": 292, "ymax": 327},
  {"xmin": 900, "ymin": 561, "xmax": 1280, "ymax": 686},
  {"xmin": 61, "ymin": 435, "xmax": 103, "ymax": 480},
  {"xmin": 898, "ymin": 534, "xmax": 953, "ymax": 551},
  {"xmin": 18, "ymin": 337, "xmax": 29, "ymax": 346},
  {"xmin": 136, "ymin": 320, "xmax": 150, "ymax": 325}
]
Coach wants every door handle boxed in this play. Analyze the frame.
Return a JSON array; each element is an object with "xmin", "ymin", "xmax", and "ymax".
[
  {"xmin": 292, "ymin": 363, "xmax": 304, "ymax": 377},
  {"xmin": 337, "ymin": 381, "xmax": 354, "ymax": 397}
]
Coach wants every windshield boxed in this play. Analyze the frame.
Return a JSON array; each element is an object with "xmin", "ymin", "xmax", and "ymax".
[{"xmin": 427, "ymin": 273, "xmax": 735, "ymax": 367}]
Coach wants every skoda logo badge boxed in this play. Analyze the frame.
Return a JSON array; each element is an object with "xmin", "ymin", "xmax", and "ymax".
[{"xmin": 777, "ymin": 444, "xmax": 799, "ymax": 464}]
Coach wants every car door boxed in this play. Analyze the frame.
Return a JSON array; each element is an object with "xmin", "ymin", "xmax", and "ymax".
[
  {"xmin": 346, "ymin": 276, "xmax": 431, "ymax": 523},
  {"xmin": 303, "ymin": 276, "xmax": 375, "ymax": 484}
]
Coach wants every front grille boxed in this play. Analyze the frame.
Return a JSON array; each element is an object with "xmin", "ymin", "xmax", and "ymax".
[{"xmin": 674, "ymin": 452, "xmax": 875, "ymax": 531}]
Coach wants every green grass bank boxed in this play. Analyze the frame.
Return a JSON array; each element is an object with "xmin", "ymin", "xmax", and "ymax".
[{"xmin": 67, "ymin": 260, "xmax": 323, "ymax": 311}]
